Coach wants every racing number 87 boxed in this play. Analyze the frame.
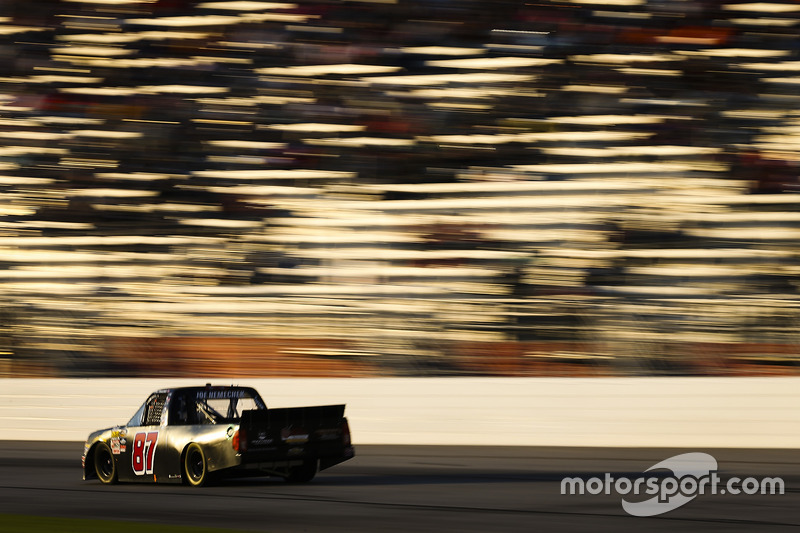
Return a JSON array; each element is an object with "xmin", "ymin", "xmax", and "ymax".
[{"xmin": 132, "ymin": 431, "xmax": 159, "ymax": 475}]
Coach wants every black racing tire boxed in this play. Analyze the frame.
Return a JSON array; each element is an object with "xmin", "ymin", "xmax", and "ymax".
[
  {"xmin": 183, "ymin": 443, "xmax": 208, "ymax": 487},
  {"xmin": 286, "ymin": 459, "xmax": 317, "ymax": 483},
  {"xmin": 93, "ymin": 442, "xmax": 117, "ymax": 484}
]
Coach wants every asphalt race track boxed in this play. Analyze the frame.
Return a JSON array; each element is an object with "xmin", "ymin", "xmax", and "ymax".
[{"xmin": 0, "ymin": 442, "xmax": 798, "ymax": 532}]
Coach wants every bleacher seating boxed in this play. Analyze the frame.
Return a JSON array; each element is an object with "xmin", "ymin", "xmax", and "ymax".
[{"xmin": 1, "ymin": 0, "xmax": 799, "ymax": 376}]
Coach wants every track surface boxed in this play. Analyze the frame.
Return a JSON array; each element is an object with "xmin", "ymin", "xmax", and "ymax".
[{"xmin": 0, "ymin": 442, "xmax": 798, "ymax": 532}]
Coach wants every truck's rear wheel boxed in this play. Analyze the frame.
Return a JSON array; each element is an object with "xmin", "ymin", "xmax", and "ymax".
[
  {"xmin": 183, "ymin": 443, "xmax": 208, "ymax": 487},
  {"xmin": 286, "ymin": 459, "xmax": 317, "ymax": 483}
]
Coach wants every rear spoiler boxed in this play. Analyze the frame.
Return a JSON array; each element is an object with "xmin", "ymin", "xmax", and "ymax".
[{"xmin": 240, "ymin": 404, "xmax": 346, "ymax": 432}]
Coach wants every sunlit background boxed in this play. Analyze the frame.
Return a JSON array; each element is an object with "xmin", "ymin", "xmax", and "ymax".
[{"xmin": 1, "ymin": 0, "xmax": 799, "ymax": 377}]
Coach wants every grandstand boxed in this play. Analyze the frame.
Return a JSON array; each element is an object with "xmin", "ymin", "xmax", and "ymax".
[{"xmin": 0, "ymin": 0, "xmax": 799, "ymax": 377}]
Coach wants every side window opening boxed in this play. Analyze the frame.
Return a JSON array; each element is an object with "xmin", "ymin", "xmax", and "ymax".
[{"xmin": 143, "ymin": 393, "xmax": 167, "ymax": 426}]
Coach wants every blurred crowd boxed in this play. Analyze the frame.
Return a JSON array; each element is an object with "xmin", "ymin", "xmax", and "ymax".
[{"xmin": 0, "ymin": 0, "xmax": 799, "ymax": 377}]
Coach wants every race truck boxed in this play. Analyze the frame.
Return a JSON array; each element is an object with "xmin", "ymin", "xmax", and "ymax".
[{"xmin": 82, "ymin": 385, "xmax": 354, "ymax": 486}]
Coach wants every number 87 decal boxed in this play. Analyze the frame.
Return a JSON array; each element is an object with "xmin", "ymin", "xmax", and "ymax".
[{"xmin": 132, "ymin": 431, "xmax": 159, "ymax": 475}]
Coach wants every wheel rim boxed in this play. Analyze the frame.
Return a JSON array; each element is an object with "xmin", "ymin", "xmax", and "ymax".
[
  {"xmin": 188, "ymin": 449, "xmax": 204, "ymax": 481},
  {"xmin": 96, "ymin": 448, "xmax": 114, "ymax": 480}
]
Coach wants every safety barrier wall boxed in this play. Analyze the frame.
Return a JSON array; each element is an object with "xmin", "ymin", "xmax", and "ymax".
[{"xmin": 1, "ymin": 377, "xmax": 798, "ymax": 447}]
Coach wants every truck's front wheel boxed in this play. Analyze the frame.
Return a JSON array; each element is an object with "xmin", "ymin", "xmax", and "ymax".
[
  {"xmin": 286, "ymin": 459, "xmax": 317, "ymax": 483},
  {"xmin": 94, "ymin": 442, "xmax": 117, "ymax": 484}
]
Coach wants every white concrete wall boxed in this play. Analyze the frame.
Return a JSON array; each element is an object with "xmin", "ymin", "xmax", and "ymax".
[{"xmin": 1, "ymin": 377, "xmax": 798, "ymax": 447}]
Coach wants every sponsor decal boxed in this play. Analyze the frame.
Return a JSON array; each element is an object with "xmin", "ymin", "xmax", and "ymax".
[{"xmin": 110, "ymin": 437, "xmax": 121, "ymax": 455}]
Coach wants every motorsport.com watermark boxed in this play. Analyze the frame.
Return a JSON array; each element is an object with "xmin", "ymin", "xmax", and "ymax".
[{"xmin": 561, "ymin": 452, "xmax": 784, "ymax": 517}]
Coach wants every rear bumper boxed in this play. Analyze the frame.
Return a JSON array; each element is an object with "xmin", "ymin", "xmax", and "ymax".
[
  {"xmin": 239, "ymin": 443, "xmax": 354, "ymax": 471},
  {"xmin": 320, "ymin": 446, "xmax": 354, "ymax": 471}
]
